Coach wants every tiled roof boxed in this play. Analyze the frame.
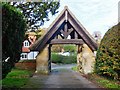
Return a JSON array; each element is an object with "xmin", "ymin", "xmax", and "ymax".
[{"xmin": 22, "ymin": 47, "xmax": 30, "ymax": 52}]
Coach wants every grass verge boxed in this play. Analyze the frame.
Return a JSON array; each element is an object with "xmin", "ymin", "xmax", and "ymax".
[
  {"xmin": 71, "ymin": 66, "xmax": 120, "ymax": 89},
  {"xmin": 71, "ymin": 66, "xmax": 78, "ymax": 71},
  {"xmin": 82, "ymin": 73, "xmax": 120, "ymax": 89},
  {"xmin": 2, "ymin": 69, "xmax": 34, "ymax": 88}
]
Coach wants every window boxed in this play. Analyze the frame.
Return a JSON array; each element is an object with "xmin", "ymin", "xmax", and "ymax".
[
  {"xmin": 21, "ymin": 53, "xmax": 27, "ymax": 59},
  {"xmin": 24, "ymin": 40, "xmax": 29, "ymax": 47},
  {"xmin": 24, "ymin": 54, "xmax": 27, "ymax": 58}
]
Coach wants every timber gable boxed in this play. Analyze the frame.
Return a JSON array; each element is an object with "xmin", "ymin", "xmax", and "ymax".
[{"xmin": 30, "ymin": 6, "xmax": 98, "ymax": 52}]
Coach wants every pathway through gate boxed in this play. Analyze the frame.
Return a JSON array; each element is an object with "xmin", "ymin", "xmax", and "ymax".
[{"xmin": 23, "ymin": 64, "xmax": 102, "ymax": 89}]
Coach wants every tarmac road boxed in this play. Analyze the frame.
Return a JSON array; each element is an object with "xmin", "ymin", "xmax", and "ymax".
[{"xmin": 23, "ymin": 64, "xmax": 102, "ymax": 89}]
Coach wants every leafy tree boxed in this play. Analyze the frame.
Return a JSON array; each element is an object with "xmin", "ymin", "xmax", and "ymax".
[
  {"xmin": 9, "ymin": 2, "xmax": 60, "ymax": 30},
  {"xmin": 51, "ymin": 45, "xmax": 63, "ymax": 52},
  {"xmin": 95, "ymin": 23, "xmax": 120, "ymax": 80},
  {"xmin": 2, "ymin": 3, "xmax": 26, "ymax": 79},
  {"xmin": 35, "ymin": 28, "xmax": 47, "ymax": 39}
]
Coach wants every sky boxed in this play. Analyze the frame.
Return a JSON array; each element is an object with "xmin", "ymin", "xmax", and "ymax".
[{"xmin": 41, "ymin": 0, "xmax": 119, "ymax": 37}]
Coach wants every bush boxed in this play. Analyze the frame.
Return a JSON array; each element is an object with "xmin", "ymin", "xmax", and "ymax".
[
  {"xmin": 51, "ymin": 53, "xmax": 63, "ymax": 63},
  {"xmin": 2, "ymin": 3, "xmax": 26, "ymax": 79},
  {"xmin": 51, "ymin": 53, "xmax": 77, "ymax": 64},
  {"xmin": 95, "ymin": 23, "xmax": 120, "ymax": 80}
]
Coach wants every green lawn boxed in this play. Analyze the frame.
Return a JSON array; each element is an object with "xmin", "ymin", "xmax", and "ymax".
[{"xmin": 2, "ymin": 69, "xmax": 33, "ymax": 88}]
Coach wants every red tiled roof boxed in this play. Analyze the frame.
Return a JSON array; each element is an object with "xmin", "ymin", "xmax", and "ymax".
[{"xmin": 22, "ymin": 47, "xmax": 30, "ymax": 52}]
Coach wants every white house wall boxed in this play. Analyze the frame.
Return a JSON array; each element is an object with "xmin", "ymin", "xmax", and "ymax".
[
  {"xmin": 28, "ymin": 51, "xmax": 39, "ymax": 59},
  {"xmin": 21, "ymin": 51, "xmax": 38, "ymax": 60}
]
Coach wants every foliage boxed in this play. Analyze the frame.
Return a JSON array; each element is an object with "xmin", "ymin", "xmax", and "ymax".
[
  {"xmin": 9, "ymin": 2, "xmax": 60, "ymax": 30},
  {"xmin": 51, "ymin": 53, "xmax": 77, "ymax": 64},
  {"xmin": 52, "ymin": 44, "xmax": 77, "ymax": 53},
  {"xmin": 2, "ymin": 3, "xmax": 26, "ymax": 79},
  {"xmin": 51, "ymin": 45, "xmax": 63, "ymax": 52},
  {"xmin": 2, "ymin": 69, "xmax": 33, "ymax": 88},
  {"xmin": 64, "ymin": 44, "xmax": 76, "ymax": 52},
  {"xmin": 95, "ymin": 23, "xmax": 120, "ymax": 80},
  {"xmin": 35, "ymin": 28, "xmax": 47, "ymax": 39}
]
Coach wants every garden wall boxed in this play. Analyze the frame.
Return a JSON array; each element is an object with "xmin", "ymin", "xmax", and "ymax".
[{"xmin": 15, "ymin": 60, "xmax": 36, "ymax": 71}]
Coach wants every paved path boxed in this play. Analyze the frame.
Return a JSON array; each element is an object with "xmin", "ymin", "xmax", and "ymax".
[{"xmin": 23, "ymin": 64, "xmax": 102, "ymax": 89}]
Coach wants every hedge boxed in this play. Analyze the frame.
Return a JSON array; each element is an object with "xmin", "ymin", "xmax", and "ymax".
[
  {"xmin": 2, "ymin": 3, "xmax": 26, "ymax": 79},
  {"xmin": 51, "ymin": 53, "xmax": 77, "ymax": 64},
  {"xmin": 95, "ymin": 23, "xmax": 120, "ymax": 80}
]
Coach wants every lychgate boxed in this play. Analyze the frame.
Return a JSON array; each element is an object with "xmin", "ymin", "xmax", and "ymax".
[{"xmin": 30, "ymin": 6, "xmax": 98, "ymax": 74}]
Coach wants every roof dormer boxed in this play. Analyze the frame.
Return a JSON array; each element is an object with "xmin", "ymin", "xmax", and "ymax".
[{"xmin": 23, "ymin": 40, "xmax": 30, "ymax": 47}]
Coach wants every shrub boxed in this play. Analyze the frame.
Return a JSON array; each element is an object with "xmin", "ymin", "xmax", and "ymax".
[
  {"xmin": 51, "ymin": 53, "xmax": 77, "ymax": 64},
  {"xmin": 95, "ymin": 23, "xmax": 120, "ymax": 80},
  {"xmin": 2, "ymin": 3, "xmax": 26, "ymax": 79},
  {"xmin": 51, "ymin": 53, "xmax": 63, "ymax": 63}
]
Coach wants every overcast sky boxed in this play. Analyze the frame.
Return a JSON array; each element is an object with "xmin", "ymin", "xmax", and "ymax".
[{"xmin": 41, "ymin": 0, "xmax": 119, "ymax": 37}]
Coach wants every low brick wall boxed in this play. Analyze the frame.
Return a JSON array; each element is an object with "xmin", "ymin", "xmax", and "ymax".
[{"xmin": 15, "ymin": 60, "xmax": 36, "ymax": 71}]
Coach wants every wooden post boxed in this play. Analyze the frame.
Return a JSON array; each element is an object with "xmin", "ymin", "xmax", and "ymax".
[
  {"xmin": 75, "ymin": 31, "xmax": 78, "ymax": 39},
  {"xmin": 48, "ymin": 44, "xmax": 52, "ymax": 72}
]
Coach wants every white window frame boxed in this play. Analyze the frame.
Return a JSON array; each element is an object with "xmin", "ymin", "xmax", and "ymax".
[
  {"xmin": 24, "ymin": 40, "xmax": 29, "ymax": 47},
  {"xmin": 21, "ymin": 53, "xmax": 27, "ymax": 59}
]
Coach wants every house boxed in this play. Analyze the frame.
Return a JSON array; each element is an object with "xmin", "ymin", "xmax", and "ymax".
[{"xmin": 20, "ymin": 31, "xmax": 38, "ymax": 60}]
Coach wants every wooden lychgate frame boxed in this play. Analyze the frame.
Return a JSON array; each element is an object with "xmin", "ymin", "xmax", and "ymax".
[{"xmin": 30, "ymin": 6, "xmax": 98, "ymax": 73}]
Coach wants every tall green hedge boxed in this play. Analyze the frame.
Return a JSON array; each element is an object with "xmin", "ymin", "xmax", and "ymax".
[
  {"xmin": 95, "ymin": 23, "xmax": 120, "ymax": 80},
  {"xmin": 2, "ymin": 3, "xmax": 26, "ymax": 79}
]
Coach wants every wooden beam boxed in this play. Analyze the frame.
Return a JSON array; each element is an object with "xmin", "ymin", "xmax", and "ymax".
[
  {"xmin": 68, "ymin": 14, "xmax": 98, "ymax": 51},
  {"xmin": 35, "ymin": 14, "xmax": 65, "ymax": 51},
  {"xmin": 75, "ymin": 31, "xmax": 78, "ymax": 39},
  {"xmin": 60, "ymin": 27, "xmax": 74, "ymax": 39},
  {"xmin": 50, "ymin": 39, "xmax": 84, "ymax": 44},
  {"xmin": 59, "ymin": 34, "xmax": 64, "ymax": 39}
]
